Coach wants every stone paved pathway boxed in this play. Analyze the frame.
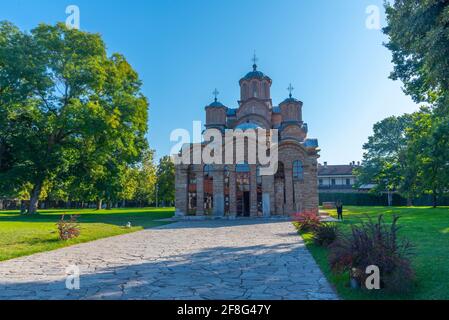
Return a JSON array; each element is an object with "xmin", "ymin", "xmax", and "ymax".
[{"xmin": 0, "ymin": 220, "xmax": 338, "ymax": 300}]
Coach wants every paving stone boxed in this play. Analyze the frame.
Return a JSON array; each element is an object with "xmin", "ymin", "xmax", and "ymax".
[{"xmin": 0, "ymin": 220, "xmax": 338, "ymax": 300}]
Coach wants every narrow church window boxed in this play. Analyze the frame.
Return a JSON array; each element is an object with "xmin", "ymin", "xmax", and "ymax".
[
  {"xmin": 264, "ymin": 82, "xmax": 269, "ymax": 98},
  {"xmin": 252, "ymin": 82, "xmax": 258, "ymax": 98},
  {"xmin": 242, "ymin": 83, "xmax": 248, "ymax": 100},
  {"xmin": 293, "ymin": 160, "xmax": 304, "ymax": 180}
]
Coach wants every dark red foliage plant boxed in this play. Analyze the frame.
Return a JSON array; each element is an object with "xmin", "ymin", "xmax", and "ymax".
[
  {"xmin": 57, "ymin": 214, "xmax": 81, "ymax": 241},
  {"xmin": 329, "ymin": 215, "xmax": 415, "ymax": 293}
]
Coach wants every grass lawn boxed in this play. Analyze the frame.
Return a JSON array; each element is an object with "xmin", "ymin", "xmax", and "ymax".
[
  {"xmin": 0, "ymin": 207, "xmax": 175, "ymax": 262},
  {"xmin": 300, "ymin": 206, "xmax": 449, "ymax": 300}
]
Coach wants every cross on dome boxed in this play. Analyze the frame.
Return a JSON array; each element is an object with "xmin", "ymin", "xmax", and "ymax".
[
  {"xmin": 212, "ymin": 88, "xmax": 219, "ymax": 102},
  {"xmin": 287, "ymin": 83, "xmax": 294, "ymax": 98},
  {"xmin": 252, "ymin": 51, "xmax": 258, "ymax": 71}
]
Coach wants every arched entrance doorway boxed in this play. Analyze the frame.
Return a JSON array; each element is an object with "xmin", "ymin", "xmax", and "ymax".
[
  {"xmin": 236, "ymin": 163, "xmax": 250, "ymax": 217},
  {"xmin": 204, "ymin": 165, "xmax": 213, "ymax": 215}
]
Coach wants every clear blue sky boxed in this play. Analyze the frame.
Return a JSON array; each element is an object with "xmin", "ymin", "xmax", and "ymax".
[{"xmin": 1, "ymin": 0, "xmax": 419, "ymax": 165}]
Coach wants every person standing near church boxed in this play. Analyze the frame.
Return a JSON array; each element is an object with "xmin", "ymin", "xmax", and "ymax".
[{"xmin": 336, "ymin": 200, "xmax": 343, "ymax": 221}]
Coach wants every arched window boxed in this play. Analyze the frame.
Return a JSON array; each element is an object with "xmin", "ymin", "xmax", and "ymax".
[
  {"xmin": 293, "ymin": 160, "xmax": 304, "ymax": 179},
  {"xmin": 252, "ymin": 82, "xmax": 258, "ymax": 98},
  {"xmin": 264, "ymin": 82, "xmax": 270, "ymax": 98},
  {"xmin": 242, "ymin": 83, "xmax": 248, "ymax": 100}
]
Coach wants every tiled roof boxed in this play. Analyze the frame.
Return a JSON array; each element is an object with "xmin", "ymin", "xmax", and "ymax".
[
  {"xmin": 318, "ymin": 165, "xmax": 357, "ymax": 176},
  {"xmin": 207, "ymin": 101, "xmax": 225, "ymax": 108},
  {"xmin": 280, "ymin": 97, "xmax": 301, "ymax": 105},
  {"xmin": 241, "ymin": 70, "xmax": 271, "ymax": 81}
]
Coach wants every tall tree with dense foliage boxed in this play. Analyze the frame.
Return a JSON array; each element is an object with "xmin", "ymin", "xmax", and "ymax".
[
  {"xmin": 0, "ymin": 22, "xmax": 148, "ymax": 214},
  {"xmin": 405, "ymin": 109, "xmax": 449, "ymax": 207},
  {"xmin": 355, "ymin": 115, "xmax": 417, "ymax": 204},
  {"xmin": 382, "ymin": 0, "xmax": 449, "ymax": 206},
  {"xmin": 384, "ymin": 0, "xmax": 449, "ymax": 111},
  {"xmin": 156, "ymin": 156, "xmax": 175, "ymax": 206}
]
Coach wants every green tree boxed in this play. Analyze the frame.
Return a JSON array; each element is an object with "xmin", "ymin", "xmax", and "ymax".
[
  {"xmin": 383, "ymin": 0, "xmax": 449, "ymax": 206},
  {"xmin": 0, "ymin": 22, "xmax": 148, "ymax": 214},
  {"xmin": 355, "ymin": 115, "xmax": 417, "ymax": 204},
  {"xmin": 406, "ymin": 109, "xmax": 449, "ymax": 207},
  {"xmin": 133, "ymin": 148, "xmax": 157, "ymax": 207},
  {"xmin": 384, "ymin": 0, "xmax": 449, "ymax": 111},
  {"xmin": 156, "ymin": 156, "xmax": 175, "ymax": 207}
]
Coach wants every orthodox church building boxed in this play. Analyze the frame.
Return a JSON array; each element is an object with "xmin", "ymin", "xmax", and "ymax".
[{"xmin": 175, "ymin": 58, "xmax": 320, "ymax": 218}]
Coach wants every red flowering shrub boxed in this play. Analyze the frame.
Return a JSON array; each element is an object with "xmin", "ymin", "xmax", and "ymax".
[
  {"xmin": 292, "ymin": 210, "xmax": 321, "ymax": 232},
  {"xmin": 57, "ymin": 215, "xmax": 80, "ymax": 240}
]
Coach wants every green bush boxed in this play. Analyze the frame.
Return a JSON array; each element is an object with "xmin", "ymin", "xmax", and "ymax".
[{"xmin": 313, "ymin": 223, "xmax": 340, "ymax": 247}]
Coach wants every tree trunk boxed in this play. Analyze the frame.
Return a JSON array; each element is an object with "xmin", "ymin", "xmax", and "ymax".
[
  {"xmin": 387, "ymin": 192, "xmax": 393, "ymax": 207},
  {"xmin": 28, "ymin": 181, "xmax": 43, "ymax": 214},
  {"xmin": 0, "ymin": 199, "xmax": 3, "ymax": 210},
  {"xmin": 407, "ymin": 197, "xmax": 413, "ymax": 207},
  {"xmin": 433, "ymin": 192, "xmax": 438, "ymax": 208},
  {"xmin": 122, "ymin": 200, "xmax": 126, "ymax": 208},
  {"xmin": 20, "ymin": 200, "xmax": 27, "ymax": 214},
  {"xmin": 96, "ymin": 199, "xmax": 102, "ymax": 210},
  {"xmin": 106, "ymin": 201, "xmax": 112, "ymax": 210}
]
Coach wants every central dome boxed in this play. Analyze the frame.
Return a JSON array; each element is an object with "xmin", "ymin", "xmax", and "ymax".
[{"xmin": 241, "ymin": 69, "xmax": 271, "ymax": 81}]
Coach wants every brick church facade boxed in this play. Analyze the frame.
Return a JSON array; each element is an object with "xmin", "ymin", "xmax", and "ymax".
[{"xmin": 175, "ymin": 59, "xmax": 320, "ymax": 218}]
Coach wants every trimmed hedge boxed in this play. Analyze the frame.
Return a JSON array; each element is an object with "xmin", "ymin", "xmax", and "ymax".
[{"xmin": 319, "ymin": 193, "xmax": 449, "ymax": 207}]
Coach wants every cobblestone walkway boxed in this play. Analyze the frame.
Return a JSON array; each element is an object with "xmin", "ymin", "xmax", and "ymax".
[{"xmin": 0, "ymin": 220, "xmax": 338, "ymax": 300}]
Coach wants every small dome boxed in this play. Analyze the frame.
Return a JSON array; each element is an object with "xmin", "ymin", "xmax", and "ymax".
[
  {"xmin": 207, "ymin": 100, "xmax": 226, "ymax": 108},
  {"xmin": 280, "ymin": 97, "xmax": 300, "ymax": 105}
]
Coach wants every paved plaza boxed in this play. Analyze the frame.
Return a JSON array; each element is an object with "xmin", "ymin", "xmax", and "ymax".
[{"xmin": 0, "ymin": 220, "xmax": 338, "ymax": 300}]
